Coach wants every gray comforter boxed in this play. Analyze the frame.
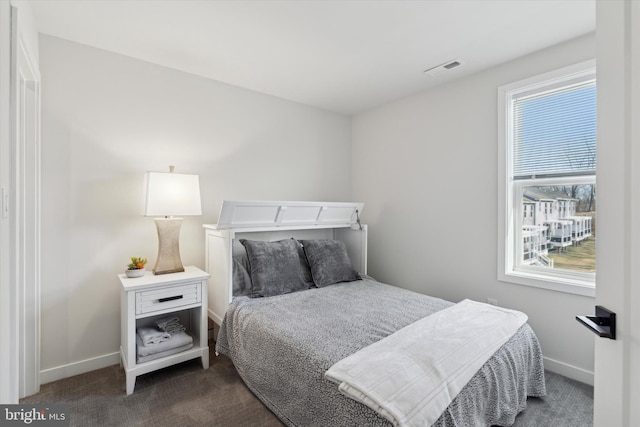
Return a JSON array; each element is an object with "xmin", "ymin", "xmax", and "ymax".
[{"xmin": 216, "ymin": 278, "xmax": 546, "ymax": 426}]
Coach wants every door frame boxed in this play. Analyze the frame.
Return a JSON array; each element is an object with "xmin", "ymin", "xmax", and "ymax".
[
  {"xmin": 594, "ymin": 1, "xmax": 640, "ymax": 425},
  {"xmin": 12, "ymin": 6, "xmax": 41, "ymax": 398},
  {"xmin": 0, "ymin": 0, "xmax": 17, "ymax": 405},
  {"xmin": 0, "ymin": 3, "xmax": 41, "ymax": 402}
]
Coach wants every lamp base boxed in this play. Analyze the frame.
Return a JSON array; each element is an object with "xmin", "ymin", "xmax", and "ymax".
[{"xmin": 152, "ymin": 218, "xmax": 185, "ymax": 275}]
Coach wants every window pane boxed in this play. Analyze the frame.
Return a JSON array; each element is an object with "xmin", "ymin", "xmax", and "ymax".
[
  {"xmin": 513, "ymin": 81, "xmax": 596, "ymax": 179},
  {"xmin": 522, "ymin": 184, "xmax": 595, "ymax": 273}
]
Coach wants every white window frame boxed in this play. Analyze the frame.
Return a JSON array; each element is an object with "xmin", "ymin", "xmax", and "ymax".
[{"xmin": 497, "ymin": 59, "xmax": 596, "ymax": 297}]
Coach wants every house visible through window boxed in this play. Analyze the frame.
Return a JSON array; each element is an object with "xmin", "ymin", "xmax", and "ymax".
[{"xmin": 498, "ymin": 60, "xmax": 596, "ymax": 295}]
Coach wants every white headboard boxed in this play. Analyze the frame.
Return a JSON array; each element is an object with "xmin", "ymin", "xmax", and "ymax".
[
  {"xmin": 215, "ymin": 200, "xmax": 364, "ymax": 230},
  {"xmin": 203, "ymin": 200, "xmax": 367, "ymax": 326}
]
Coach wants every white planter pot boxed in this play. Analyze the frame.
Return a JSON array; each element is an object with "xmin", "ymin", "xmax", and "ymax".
[{"xmin": 125, "ymin": 269, "xmax": 145, "ymax": 278}]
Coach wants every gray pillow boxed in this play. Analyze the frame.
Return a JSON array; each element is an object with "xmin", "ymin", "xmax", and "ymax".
[
  {"xmin": 240, "ymin": 239, "xmax": 308, "ymax": 297},
  {"xmin": 232, "ymin": 239, "xmax": 252, "ymax": 297},
  {"xmin": 296, "ymin": 240, "xmax": 315, "ymax": 288},
  {"xmin": 301, "ymin": 239, "xmax": 361, "ymax": 287}
]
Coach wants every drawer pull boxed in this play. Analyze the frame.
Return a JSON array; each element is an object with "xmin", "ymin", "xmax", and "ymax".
[{"xmin": 158, "ymin": 295, "xmax": 184, "ymax": 303}]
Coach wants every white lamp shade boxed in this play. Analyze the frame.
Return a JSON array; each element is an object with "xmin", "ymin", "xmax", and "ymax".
[{"xmin": 143, "ymin": 171, "xmax": 202, "ymax": 217}]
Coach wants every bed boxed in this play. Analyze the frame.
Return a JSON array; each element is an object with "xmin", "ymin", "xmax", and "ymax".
[{"xmin": 204, "ymin": 201, "xmax": 546, "ymax": 427}]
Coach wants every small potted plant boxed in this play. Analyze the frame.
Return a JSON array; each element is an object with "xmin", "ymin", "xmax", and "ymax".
[{"xmin": 125, "ymin": 256, "xmax": 147, "ymax": 278}]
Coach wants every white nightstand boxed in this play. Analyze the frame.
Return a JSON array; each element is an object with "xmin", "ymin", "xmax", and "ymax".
[{"xmin": 119, "ymin": 265, "xmax": 210, "ymax": 395}]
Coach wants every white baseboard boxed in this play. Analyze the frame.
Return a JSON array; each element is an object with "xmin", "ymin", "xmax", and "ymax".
[
  {"xmin": 39, "ymin": 351, "xmax": 121, "ymax": 385},
  {"xmin": 544, "ymin": 356, "xmax": 594, "ymax": 386},
  {"xmin": 208, "ymin": 308, "xmax": 222, "ymax": 327}
]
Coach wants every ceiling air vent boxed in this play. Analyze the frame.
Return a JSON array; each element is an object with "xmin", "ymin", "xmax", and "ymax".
[{"xmin": 424, "ymin": 59, "xmax": 463, "ymax": 77}]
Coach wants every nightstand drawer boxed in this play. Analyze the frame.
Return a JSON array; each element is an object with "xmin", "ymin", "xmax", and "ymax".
[{"xmin": 135, "ymin": 282, "xmax": 201, "ymax": 315}]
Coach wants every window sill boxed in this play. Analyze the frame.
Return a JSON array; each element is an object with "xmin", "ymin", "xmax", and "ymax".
[{"xmin": 499, "ymin": 269, "xmax": 595, "ymax": 297}]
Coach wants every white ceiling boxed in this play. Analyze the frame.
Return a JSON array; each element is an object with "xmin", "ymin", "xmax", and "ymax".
[{"xmin": 29, "ymin": 0, "xmax": 595, "ymax": 115}]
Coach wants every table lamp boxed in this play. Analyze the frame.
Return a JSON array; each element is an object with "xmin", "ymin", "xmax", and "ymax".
[{"xmin": 143, "ymin": 166, "xmax": 202, "ymax": 274}]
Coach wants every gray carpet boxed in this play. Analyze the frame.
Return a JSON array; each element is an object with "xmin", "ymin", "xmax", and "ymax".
[
  {"xmin": 511, "ymin": 370, "xmax": 594, "ymax": 427},
  {"xmin": 21, "ymin": 341, "xmax": 593, "ymax": 426}
]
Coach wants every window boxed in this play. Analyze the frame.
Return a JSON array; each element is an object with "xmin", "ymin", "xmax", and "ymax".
[{"xmin": 498, "ymin": 60, "xmax": 596, "ymax": 296}]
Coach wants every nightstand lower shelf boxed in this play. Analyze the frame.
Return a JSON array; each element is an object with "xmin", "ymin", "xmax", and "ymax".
[{"xmin": 120, "ymin": 341, "xmax": 209, "ymax": 395}]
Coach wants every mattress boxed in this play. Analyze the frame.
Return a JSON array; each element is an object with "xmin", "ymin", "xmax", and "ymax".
[{"xmin": 216, "ymin": 278, "xmax": 546, "ymax": 426}]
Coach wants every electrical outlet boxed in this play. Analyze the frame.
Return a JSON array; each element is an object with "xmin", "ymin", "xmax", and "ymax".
[{"xmin": 487, "ymin": 298, "xmax": 498, "ymax": 306}]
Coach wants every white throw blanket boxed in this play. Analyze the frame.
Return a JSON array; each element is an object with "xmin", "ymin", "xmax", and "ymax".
[{"xmin": 325, "ymin": 299, "xmax": 528, "ymax": 427}]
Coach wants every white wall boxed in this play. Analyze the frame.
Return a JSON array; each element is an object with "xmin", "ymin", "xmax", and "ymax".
[
  {"xmin": 352, "ymin": 33, "xmax": 597, "ymax": 383},
  {"xmin": 38, "ymin": 35, "xmax": 352, "ymax": 381}
]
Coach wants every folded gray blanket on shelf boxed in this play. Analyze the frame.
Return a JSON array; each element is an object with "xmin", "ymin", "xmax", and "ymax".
[
  {"xmin": 136, "ymin": 330, "xmax": 193, "ymax": 357},
  {"xmin": 164, "ymin": 324, "xmax": 186, "ymax": 334},
  {"xmin": 137, "ymin": 326, "xmax": 171, "ymax": 346},
  {"xmin": 154, "ymin": 316, "xmax": 186, "ymax": 334},
  {"xmin": 136, "ymin": 340, "xmax": 193, "ymax": 363}
]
